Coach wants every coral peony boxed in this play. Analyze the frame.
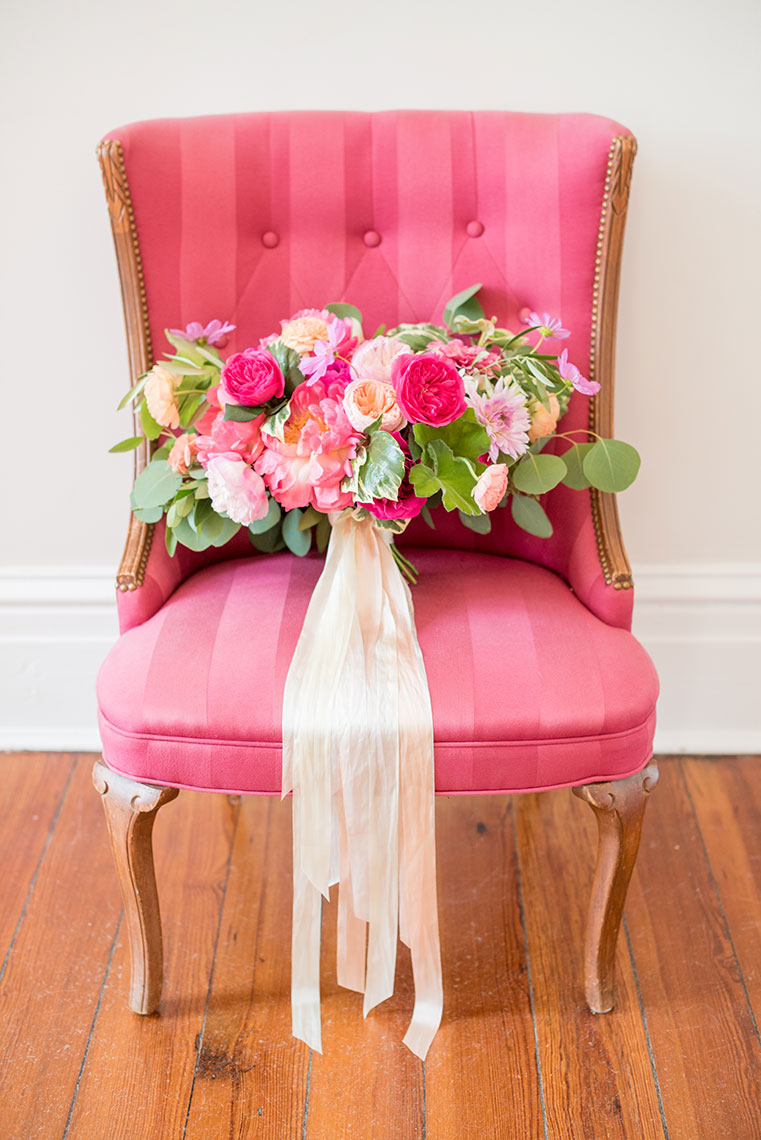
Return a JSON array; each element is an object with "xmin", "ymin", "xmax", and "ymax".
[
  {"xmin": 350, "ymin": 336, "xmax": 408, "ymax": 383},
  {"xmin": 528, "ymin": 395, "xmax": 561, "ymax": 442},
  {"xmin": 221, "ymin": 348, "xmax": 284, "ymax": 406},
  {"xmin": 391, "ymin": 353, "xmax": 466, "ymax": 426},
  {"xmin": 465, "ymin": 377, "xmax": 530, "ymax": 462},
  {"xmin": 196, "ymin": 410, "xmax": 266, "ymax": 467},
  {"xmin": 144, "ymin": 364, "xmax": 180, "ymax": 429},
  {"xmin": 205, "ymin": 454, "xmax": 269, "ymax": 525},
  {"xmin": 473, "ymin": 464, "xmax": 509, "ymax": 512},
  {"xmin": 255, "ymin": 376, "xmax": 362, "ymax": 512},
  {"xmin": 343, "ymin": 378, "xmax": 405, "ymax": 432},
  {"xmin": 167, "ymin": 433, "xmax": 199, "ymax": 475}
]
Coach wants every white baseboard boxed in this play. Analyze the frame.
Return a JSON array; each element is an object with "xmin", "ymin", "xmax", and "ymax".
[{"xmin": 1, "ymin": 562, "xmax": 759, "ymax": 756}]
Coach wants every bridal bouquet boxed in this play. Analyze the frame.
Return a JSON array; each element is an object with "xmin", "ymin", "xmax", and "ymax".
[{"xmin": 111, "ymin": 284, "xmax": 640, "ymax": 577}]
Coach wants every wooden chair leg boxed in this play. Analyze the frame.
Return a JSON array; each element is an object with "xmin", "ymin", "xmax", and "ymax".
[
  {"xmin": 92, "ymin": 759, "xmax": 179, "ymax": 1015},
  {"xmin": 572, "ymin": 759, "xmax": 659, "ymax": 1013}
]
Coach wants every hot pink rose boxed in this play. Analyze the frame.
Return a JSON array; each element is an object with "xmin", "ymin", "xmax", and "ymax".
[
  {"xmin": 390, "ymin": 353, "xmax": 466, "ymax": 426},
  {"xmin": 220, "ymin": 348, "xmax": 284, "ymax": 406},
  {"xmin": 473, "ymin": 464, "xmax": 509, "ymax": 512},
  {"xmin": 205, "ymin": 454, "xmax": 269, "ymax": 525},
  {"xmin": 196, "ymin": 409, "xmax": 266, "ymax": 467}
]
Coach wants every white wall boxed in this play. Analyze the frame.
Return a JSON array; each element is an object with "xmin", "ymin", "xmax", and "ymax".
[{"xmin": 1, "ymin": 0, "xmax": 759, "ymax": 750}]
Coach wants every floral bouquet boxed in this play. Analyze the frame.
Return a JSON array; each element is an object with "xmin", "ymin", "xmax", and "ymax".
[{"xmin": 111, "ymin": 284, "xmax": 640, "ymax": 579}]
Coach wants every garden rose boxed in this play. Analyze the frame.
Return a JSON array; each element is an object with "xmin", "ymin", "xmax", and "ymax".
[
  {"xmin": 390, "ymin": 353, "xmax": 466, "ymax": 426},
  {"xmin": 473, "ymin": 464, "xmax": 509, "ymax": 512},
  {"xmin": 144, "ymin": 364, "xmax": 180, "ymax": 429},
  {"xmin": 350, "ymin": 336, "xmax": 408, "ymax": 383},
  {"xmin": 220, "ymin": 348, "xmax": 284, "ymax": 407},
  {"xmin": 528, "ymin": 395, "xmax": 560, "ymax": 442},
  {"xmin": 343, "ymin": 378, "xmax": 405, "ymax": 432},
  {"xmin": 167, "ymin": 433, "xmax": 199, "ymax": 475},
  {"xmin": 205, "ymin": 454, "xmax": 269, "ymax": 525},
  {"xmin": 255, "ymin": 376, "xmax": 362, "ymax": 512}
]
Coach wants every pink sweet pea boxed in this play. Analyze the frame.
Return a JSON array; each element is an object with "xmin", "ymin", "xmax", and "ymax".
[
  {"xmin": 557, "ymin": 349, "xmax": 600, "ymax": 395},
  {"xmin": 523, "ymin": 312, "xmax": 570, "ymax": 340},
  {"xmin": 299, "ymin": 319, "xmax": 348, "ymax": 385},
  {"xmin": 170, "ymin": 319, "xmax": 236, "ymax": 346}
]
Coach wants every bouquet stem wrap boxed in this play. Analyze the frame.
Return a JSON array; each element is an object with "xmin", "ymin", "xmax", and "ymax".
[{"xmin": 282, "ymin": 512, "xmax": 442, "ymax": 1059}]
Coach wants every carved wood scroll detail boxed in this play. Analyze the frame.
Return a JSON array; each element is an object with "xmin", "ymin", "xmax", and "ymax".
[
  {"xmin": 93, "ymin": 759, "xmax": 179, "ymax": 1014},
  {"xmin": 97, "ymin": 139, "xmax": 155, "ymax": 592},
  {"xmin": 572, "ymin": 759, "xmax": 658, "ymax": 1012},
  {"xmin": 588, "ymin": 135, "xmax": 638, "ymax": 590}
]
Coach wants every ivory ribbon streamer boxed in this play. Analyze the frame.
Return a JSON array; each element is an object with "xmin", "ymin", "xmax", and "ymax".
[{"xmin": 282, "ymin": 512, "xmax": 443, "ymax": 1059}]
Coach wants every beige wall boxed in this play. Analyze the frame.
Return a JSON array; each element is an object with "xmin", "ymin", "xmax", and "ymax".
[{"xmin": 1, "ymin": 0, "xmax": 759, "ymax": 568}]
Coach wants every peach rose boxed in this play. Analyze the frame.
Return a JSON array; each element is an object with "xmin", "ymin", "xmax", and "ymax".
[
  {"xmin": 167, "ymin": 433, "xmax": 198, "ymax": 475},
  {"xmin": 281, "ymin": 316, "xmax": 330, "ymax": 355},
  {"xmin": 343, "ymin": 378, "xmax": 406, "ymax": 432},
  {"xmin": 144, "ymin": 364, "xmax": 180, "ymax": 429},
  {"xmin": 528, "ymin": 395, "xmax": 560, "ymax": 442},
  {"xmin": 473, "ymin": 464, "xmax": 508, "ymax": 512}
]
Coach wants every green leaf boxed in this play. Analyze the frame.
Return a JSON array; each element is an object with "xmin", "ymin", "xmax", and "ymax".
[
  {"xmin": 267, "ymin": 340, "xmax": 304, "ymax": 396},
  {"xmin": 583, "ymin": 439, "xmax": 641, "ymax": 493},
  {"xmin": 195, "ymin": 345, "xmax": 224, "ymax": 369},
  {"xmin": 248, "ymin": 497, "xmax": 282, "ymax": 534},
  {"xmin": 298, "ymin": 505, "xmax": 322, "ymax": 531},
  {"xmin": 408, "ymin": 463, "xmax": 439, "ymax": 498},
  {"xmin": 171, "ymin": 513, "xmax": 214, "ymax": 551},
  {"xmin": 511, "ymin": 453, "xmax": 567, "ymax": 495},
  {"xmin": 109, "ymin": 436, "xmax": 144, "ymax": 453},
  {"xmin": 315, "ymin": 514, "xmax": 331, "ymax": 553},
  {"xmin": 561, "ymin": 443, "xmax": 593, "ymax": 489},
  {"xmin": 262, "ymin": 401, "xmax": 291, "ymax": 442},
  {"xmin": 165, "ymin": 524, "xmax": 178, "ymax": 556},
  {"xmin": 282, "ymin": 508, "xmax": 312, "ymax": 556},
  {"xmin": 117, "ymin": 373, "xmax": 149, "ymax": 410},
  {"xmin": 413, "ymin": 409, "xmax": 490, "ymax": 464},
  {"xmin": 133, "ymin": 505, "xmax": 163, "ymax": 524},
  {"xmin": 160, "ymin": 358, "xmax": 206, "ymax": 376},
  {"xmin": 131, "ymin": 460, "xmax": 182, "ymax": 510},
  {"xmin": 325, "ymin": 302, "xmax": 363, "ymax": 325},
  {"xmin": 458, "ymin": 509, "xmax": 492, "ymax": 534},
  {"xmin": 179, "ymin": 392, "xmax": 205, "ymax": 429},
  {"xmin": 163, "ymin": 331, "xmax": 206, "ymax": 363},
  {"xmin": 248, "ymin": 523, "xmax": 285, "ymax": 553},
  {"xmin": 354, "ymin": 431, "xmax": 405, "ymax": 503},
  {"xmin": 140, "ymin": 400, "xmax": 163, "ymax": 441},
  {"xmin": 443, "ymin": 283, "xmax": 484, "ymax": 328},
  {"xmin": 224, "ymin": 402, "xmax": 264, "ymax": 422},
  {"xmin": 420, "ymin": 504, "xmax": 436, "ymax": 530},
  {"xmin": 511, "ymin": 494, "xmax": 553, "ymax": 538},
  {"xmin": 425, "ymin": 439, "xmax": 480, "ymax": 515}
]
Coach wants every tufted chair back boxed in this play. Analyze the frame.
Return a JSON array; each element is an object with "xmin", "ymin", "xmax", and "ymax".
[{"xmin": 99, "ymin": 111, "xmax": 637, "ymax": 633}]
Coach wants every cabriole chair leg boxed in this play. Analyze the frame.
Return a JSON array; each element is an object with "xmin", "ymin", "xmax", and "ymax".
[
  {"xmin": 572, "ymin": 759, "xmax": 659, "ymax": 1013},
  {"xmin": 92, "ymin": 759, "xmax": 180, "ymax": 1015}
]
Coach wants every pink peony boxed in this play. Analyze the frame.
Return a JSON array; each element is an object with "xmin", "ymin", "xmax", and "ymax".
[
  {"xmin": 205, "ymin": 454, "xmax": 269, "ymax": 525},
  {"xmin": 196, "ymin": 410, "xmax": 266, "ymax": 467},
  {"xmin": 473, "ymin": 464, "xmax": 509, "ymax": 512},
  {"xmin": 350, "ymin": 336, "xmax": 408, "ymax": 383},
  {"xmin": 167, "ymin": 433, "xmax": 199, "ymax": 475},
  {"xmin": 221, "ymin": 348, "xmax": 284, "ymax": 406},
  {"xmin": 391, "ymin": 353, "xmax": 466, "ymax": 426},
  {"xmin": 255, "ymin": 376, "xmax": 362, "ymax": 512},
  {"xmin": 426, "ymin": 338, "xmax": 502, "ymax": 375},
  {"xmin": 465, "ymin": 377, "xmax": 531, "ymax": 462}
]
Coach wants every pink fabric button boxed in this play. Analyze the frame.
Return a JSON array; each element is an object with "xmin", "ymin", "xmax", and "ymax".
[
  {"xmin": 363, "ymin": 230, "xmax": 382, "ymax": 247},
  {"xmin": 466, "ymin": 220, "xmax": 484, "ymax": 238},
  {"xmin": 261, "ymin": 231, "xmax": 280, "ymax": 248}
]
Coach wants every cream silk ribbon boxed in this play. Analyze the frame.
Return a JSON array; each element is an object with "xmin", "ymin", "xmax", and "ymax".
[{"xmin": 282, "ymin": 512, "xmax": 442, "ymax": 1059}]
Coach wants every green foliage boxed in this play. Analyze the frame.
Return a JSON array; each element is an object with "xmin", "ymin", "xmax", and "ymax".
[
  {"xmin": 163, "ymin": 331, "xmax": 206, "ymax": 364},
  {"xmin": 386, "ymin": 323, "xmax": 448, "ymax": 351},
  {"xmin": 561, "ymin": 443, "xmax": 593, "ymax": 489},
  {"xmin": 583, "ymin": 439, "xmax": 641, "ymax": 493},
  {"xmin": 262, "ymin": 401, "xmax": 291, "ymax": 441},
  {"xmin": 224, "ymin": 402, "xmax": 264, "ymax": 422},
  {"xmin": 117, "ymin": 373, "xmax": 148, "ymax": 410},
  {"xmin": 413, "ymin": 409, "xmax": 490, "ymax": 465},
  {"xmin": 179, "ymin": 393, "xmax": 205, "ymax": 429},
  {"xmin": 510, "ymin": 494, "xmax": 553, "ymax": 538},
  {"xmin": 325, "ymin": 302, "xmax": 363, "ymax": 325},
  {"xmin": 458, "ymin": 509, "xmax": 491, "ymax": 534},
  {"xmin": 248, "ymin": 522, "xmax": 286, "ymax": 553},
  {"xmin": 109, "ymin": 436, "xmax": 144, "ymax": 453},
  {"xmin": 350, "ymin": 430, "xmax": 405, "ymax": 504},
  {"xmin": 248, "ymin": 497, "xmax": 282, "ymax": 534},
  {"xmin": 511, "ymin": 452, "xmax": 567, "ymax": 495},
  {"xmin": 267, "ymin": 340, "xmax": 304, "ymax": 396},
  {"xmin": 410, "ymin": 439, "xmax": 480, "ymax": 515},
  {"xmin": 131, "ymin": 460, "xmax": 182, "ymax": 511},
  {"xmin": 139, "ymin": 400, "xmax": 163, "ymax": 441},
  {"xmin": 282, "ymin": 508, "xmax": 312, "ymax": 556},
  {"xmin": 171, "ymin": 504, "xmax": 240, "ymax": 551},
  {"xmin": 443, "ymin": 283, "xmax": 484, "ymax": 329},
  {"xmin": 133, "ymin": 505, "xmax": 163, "ymax": 524}
]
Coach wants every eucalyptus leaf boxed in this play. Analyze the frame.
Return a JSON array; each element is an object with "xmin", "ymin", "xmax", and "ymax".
[
  {"xmin": 248, "ymin": 497, "xmax": 282, "ymax": 534},
  {"xmin": 583, "ymin": 439, "xmax": 641, "ymax": 493},
  {"xmin": 325, "ymin": 302, "xmax": 363, "ymax": 325},
  {"xmin": 133, "ymin": 505, "xmax": 163, "ymax": 524},
  {"xmin": 131, "ymin": 460, "xmax": 182, "ymax": 510},
  {"xmin": 248, "ymin": 523, "xmax": 285, "ymax": 553},
  {"xmin": 282, "ymin": 508, "xmax": 312, "ymax": 556},
  {"xmin": 109, "ymin": 436, "xmax": 144, "ymax": 453},
  {"xmin": 298, "ymin": 505, "xmax": 322, "ymax": 531},
  {"xmin": 561, "ymin": 443, "xmax": 593, "ymax": 489},
  {"xmin": 511, "ymin": 493, "xmax": 553, "ymax": 538},
  {"xmin": 315, "ymin": 514, "xmax": 331, "ymax": 553},
  {"xmin": 511, "ymin": 453, "xmax": 567, "ymax": 495},
  {"xmin": 458, "ymin": 509, "xmax": 492, "ymax": 534},
  {"xmin": 165, "ymin": 525, "xmax": 178, "ymax": 556}
]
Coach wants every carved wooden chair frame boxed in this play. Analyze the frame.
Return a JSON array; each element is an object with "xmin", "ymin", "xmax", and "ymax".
[{"xmin": 94, "ymin": 133, "xmax": 657, "ymax": 1022}]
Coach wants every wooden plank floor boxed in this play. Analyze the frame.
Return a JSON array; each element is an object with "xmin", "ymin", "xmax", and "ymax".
[{"xmin": 1, "ymin": 754, "xmax": 760, "ymax": 1139}]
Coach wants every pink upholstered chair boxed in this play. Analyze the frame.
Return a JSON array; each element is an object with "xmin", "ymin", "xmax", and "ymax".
[{"xmin": 94, "ymin": 111, "xmax": 659, "ymax": 1023}]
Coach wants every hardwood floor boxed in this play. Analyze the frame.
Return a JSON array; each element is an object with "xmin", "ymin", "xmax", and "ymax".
[{"xmin": 1, "ymin": 754, "xmax": 760, "ymax": 1139}]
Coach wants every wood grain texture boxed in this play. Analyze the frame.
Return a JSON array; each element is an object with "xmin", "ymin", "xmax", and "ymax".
[
  {"xmin": 425, "ymin": 796, "xmax": 543, "ymax": 1139},
  {"xmin": 183, "ymin": 796, "xmax": 309, "ymax": 1140},
  {"xmin": 624, "ymin": 758, "xmax": 761, "ymax": 1139},
  {"xmin": 0, "ymin": 756, "xmax": 121, "ymax": 1140},
  {"xmin": 513, "ymin": 786, "xmax": 665, "ymax": 1140},
  {"xmin": 0, "ymin": 752, "xmax": 75, "ymax": 963},
  {"xmin": 64, "ymin": 787, "xmax": 238, "ymax": 1139}
]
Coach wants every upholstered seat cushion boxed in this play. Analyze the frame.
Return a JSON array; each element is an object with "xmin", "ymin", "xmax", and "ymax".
[{"xmin": 97, "ymin": 550, "xmax": 658, "ymax": 795}]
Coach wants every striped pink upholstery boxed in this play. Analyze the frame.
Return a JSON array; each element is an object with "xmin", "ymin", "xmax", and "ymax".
[{"xmin": 99, "ymin": 111, "xmax": 657, "ymax": 794}]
